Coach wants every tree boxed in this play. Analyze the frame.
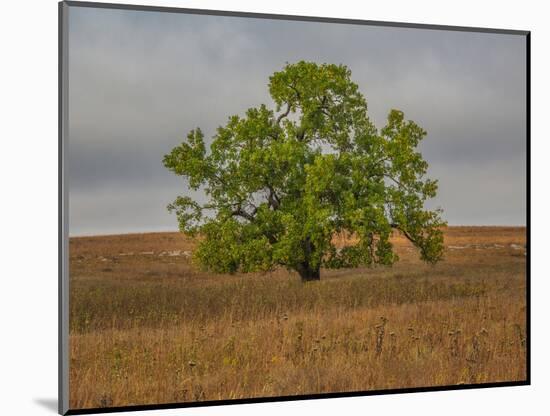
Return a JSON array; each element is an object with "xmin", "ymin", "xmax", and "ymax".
[{"xmin": 163, "ymin": 61, "xmax": 445, "ymax": 282}]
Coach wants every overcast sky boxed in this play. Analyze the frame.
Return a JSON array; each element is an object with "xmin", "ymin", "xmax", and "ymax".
[{"xmin": 67, "ymin": 6, "xmax": 527, "ymax": 236}]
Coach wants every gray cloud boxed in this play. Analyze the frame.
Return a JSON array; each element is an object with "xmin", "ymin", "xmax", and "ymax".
[{"xmin": 67, "ymin": 6, "xmax": 526, "ymax": 235}]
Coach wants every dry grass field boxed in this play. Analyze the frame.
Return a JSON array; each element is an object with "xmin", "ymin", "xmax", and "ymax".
[{"xmin": 69, "ymin": 226, "xmax": 527, "ymax": 409}]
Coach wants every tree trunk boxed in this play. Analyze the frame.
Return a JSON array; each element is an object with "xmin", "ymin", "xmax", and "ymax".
[
  {"xmin": 297, "ymin": 263, "xmax": 320, "ymax": 282},
  {"xmin": 297, "ymin": 237, "xmax": 321, "ymax": 282}
]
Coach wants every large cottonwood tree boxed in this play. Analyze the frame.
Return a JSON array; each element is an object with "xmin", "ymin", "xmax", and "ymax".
[{"xmin": 163, "ymin": 61, "xmax": 445, "ymax": 281}]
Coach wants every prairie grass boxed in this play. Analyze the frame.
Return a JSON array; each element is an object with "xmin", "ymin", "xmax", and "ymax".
[{"xmin": 69, "ymin": 226, "xmax": 527, "ymax": 409}]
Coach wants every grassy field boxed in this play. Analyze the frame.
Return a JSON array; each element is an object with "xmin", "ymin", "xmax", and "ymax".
[{"xmin": 69, "ymin": 226, "xmax": 527, "ymax": 409}]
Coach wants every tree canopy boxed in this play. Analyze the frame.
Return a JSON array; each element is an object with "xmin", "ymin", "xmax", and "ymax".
[{"xmin": 163, "ymin": 61, "xmax": 445, "ymax": 281}]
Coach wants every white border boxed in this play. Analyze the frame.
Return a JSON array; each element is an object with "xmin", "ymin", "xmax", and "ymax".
[{"xmin": 2, "ymin": 1, "xmax": 547, "ymax": 415}]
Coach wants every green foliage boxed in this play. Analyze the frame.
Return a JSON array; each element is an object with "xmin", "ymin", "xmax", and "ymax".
[{"xmin": 163, "ymin": 61, "xmax": 446, "ymax": 280}]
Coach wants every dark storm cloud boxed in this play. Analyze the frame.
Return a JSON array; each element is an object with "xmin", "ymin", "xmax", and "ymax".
[{"xmin": 67, "ymin": 6, "xmax": 526, "ymax": 235}]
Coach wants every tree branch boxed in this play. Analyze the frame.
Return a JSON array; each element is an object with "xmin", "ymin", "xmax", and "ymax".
[
  {"xmin": 230, "ymin": 205, "xmax": 257, "ymax": 222},
  {"xmin": 288, "ymin": 84, "xmax": 301, "ymax": 100},
  {"xmin": 384, "ymin": 174, "xmax": 406, "ymax": 188},
  {"xmin": 266, "ymin": 185, "xmax": 281, "ymax": 210},
  {"xmin": 296, "ymin": 127, "xmax": 306, "ymax": 141},
  {"xmin": 390, "ymin": 223, "xmax": 418, "ymax": 245},
  {"xmin": 276, "ymin": 102, "xmax": 291, "ymax": 125}
]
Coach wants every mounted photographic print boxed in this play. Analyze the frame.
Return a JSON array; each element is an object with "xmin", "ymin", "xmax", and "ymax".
[{"xmin": 59, "ymin": 1, "xmax": 530, "ymax": 414}]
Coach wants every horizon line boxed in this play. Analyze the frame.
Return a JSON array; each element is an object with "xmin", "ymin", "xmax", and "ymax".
[{"xmin": 69, "ymin": 224, "xmax": 527, "ymax": 238}]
